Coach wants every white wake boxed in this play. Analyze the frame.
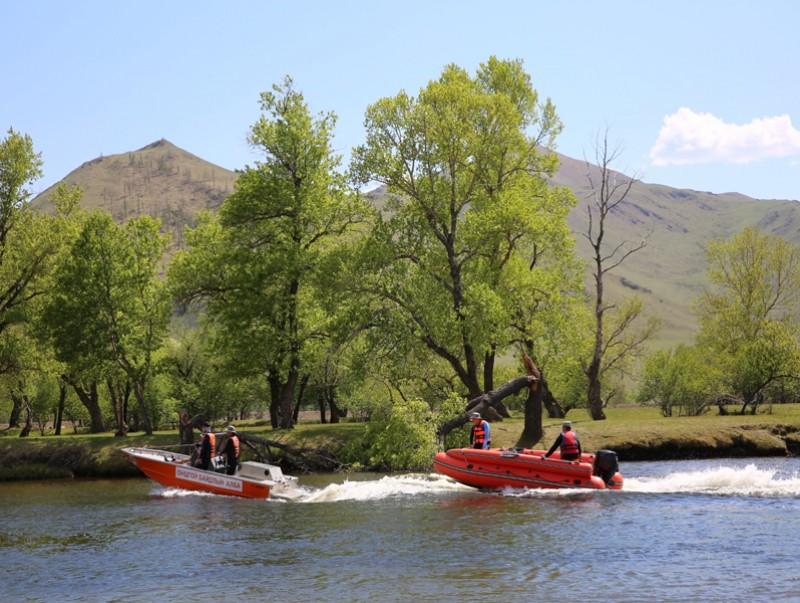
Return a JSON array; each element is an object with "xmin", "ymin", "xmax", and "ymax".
[
  {"xmin": 624, "ymin": 464, "xmax": 800, "ymax": 497},
  {"xmin": 299, "ymin": 473, "xmax": 470, "ymax": 503}
]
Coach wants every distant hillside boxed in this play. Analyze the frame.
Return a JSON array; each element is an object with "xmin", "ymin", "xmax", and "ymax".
[
  {"xmin": 552, "ymin": 152, "xmax": 800, "ymax": 347},
  {"xmin": 33, "ymin": 141, "xmax": 800, "ymax": 348},
  {"xmin": 31, "ymin": 139, "xmax": 238, "ymax": 246}
]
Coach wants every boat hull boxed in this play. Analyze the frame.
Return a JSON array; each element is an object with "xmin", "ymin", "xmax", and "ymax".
[
  {"xmin": 122, "ymin": 447, "xmax": 272, "ymax": 499},
  {"xmin": 433, "ymin": 448, "xmax": 623, "ymax": 491}
]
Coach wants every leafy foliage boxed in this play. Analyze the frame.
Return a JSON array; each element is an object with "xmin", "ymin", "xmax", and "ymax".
[
  {"xmin": 696, "ymin": 227, "xmax": 800, "ymax": 410},
  {"xmin": 43, "ymin": 212, "xmax": 171, "ymax": 433},
  {"xmin": 366, "ymin": 397, "xmax": 439, "ymax": 471},
  {"xmin": 350, "ymin": 57, "xmax": 578, "ymax": 402},
  {"xmin": 637, "ymin": 346, "xmax": 723, "ymax": 416},
  {"xmin": 170, "ymin": 78, "xmax": 371, "ymax": 428}
]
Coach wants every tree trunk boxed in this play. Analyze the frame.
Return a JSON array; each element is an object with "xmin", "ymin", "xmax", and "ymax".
[
  {"xmin": 586, "ymin": 358, "xmax": 607, "ymax": 420},
  {"xmin": 268, "ymin": 375, "xmax": 281, "ymax": 428},
  {"xmin": 131, "ymin": 378, "xmax": 153, "ymax": 435},
  {"xmin": 293, "ymin": 374, "xmax": 308, "ymax": 425},
  {"xmin": 177, "ymin": 408, "xmax": 199, "ymax": 446},
  {"xmin": 517, "ymin": 353, "xmax": 544, "ymax": 447},
  {"xmin": 328, "ymin": 393, "xmax": 343, "ymax": 424},
  {"xmin": 517, "ymin": 388, "xmax": 543, "ymax": 448},
  {"xmin": 19, "ymin": 396, "xmax": 33, "ymax": 438},
  {"xmin": 317, "ymin": 393, "xmax": 327, "ymax": 424},
  {"xmin": 63, "ymin": 376, "xmax": 106, "ymax": 433},
  {"xmin": 483, "ymin": 347, "xmax": 495, "ymax": 392},
  {"xmin": 107, "ymin": 378, "xmax": 129, "ymax": 437},
  {"xmin": 7, "ymin": 389, "xmax": 21, "ymax": 428},
  {"xmin": 279, "ymin": 365, "xmax": 299, "ymax": 430},
  {"xmin": 54, "ymin": 379, "xmax": 67, "ymax": 436},
  {"xmin": 541, "ymin": 377, "xmax": 565, "ymax": 418}
]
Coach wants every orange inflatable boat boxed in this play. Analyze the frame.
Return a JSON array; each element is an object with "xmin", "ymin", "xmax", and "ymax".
[{"xmin": 433, "ymin": 447, "xmax": 623, "ymax": 491}]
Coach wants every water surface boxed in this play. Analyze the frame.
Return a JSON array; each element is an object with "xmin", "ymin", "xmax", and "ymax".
[{"xmin": 3, "ymin": 457, "xmax": 800, "ymax": 602}]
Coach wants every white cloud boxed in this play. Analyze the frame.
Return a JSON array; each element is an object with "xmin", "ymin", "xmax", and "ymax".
[{"xmin": 649, "ymin": 108, "xmax": 800, "ymax": 166}]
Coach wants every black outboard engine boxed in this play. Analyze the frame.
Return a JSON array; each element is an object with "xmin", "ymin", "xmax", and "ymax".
[{"xmin": 593, "ymin": 449, "xmax": 619, "ymax": 486}]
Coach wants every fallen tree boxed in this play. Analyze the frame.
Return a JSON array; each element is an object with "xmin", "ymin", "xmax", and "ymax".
[
  {"xmin": 238, "ymin": 432, "xmax": 347, "ymax": 473},
  {"xmin": 437, "ymin": 375, "xmax": 538, "ymax": 447}
]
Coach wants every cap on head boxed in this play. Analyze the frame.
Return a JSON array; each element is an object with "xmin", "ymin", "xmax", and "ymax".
[
  {"xmin": 226, "ymin": 425, "xmax": 236, "ymax": 433},
  {"xmin": 470, "ymin": 412, "xmax": 481, "ymax": 420},
  {"xmin": 562, "ymin": 421, "xmax": 572, "ymax": 430},
  {"xmin": 202, "ymin": 422, "xmax": 211, "ymax": 431}
]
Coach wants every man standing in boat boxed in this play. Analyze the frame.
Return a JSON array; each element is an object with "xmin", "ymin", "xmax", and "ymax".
[
  {"xmin": 469, "ymin": 412, "xmax": 491, "ymax": 449},
  {"xmin": 219, "ymin": 425, "xmax": 240, "ymax": 475},
  {"xmin": 196, "ymin": 422, "xmax": 216, "ymax": 470},
  {"xmin": 543, "ymin": 421, "xmax": 582, "ymax": 461}
]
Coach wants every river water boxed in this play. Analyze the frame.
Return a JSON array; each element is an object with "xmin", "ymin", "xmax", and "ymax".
[{"xmin": 3, "ymin": 457, "xmax": 800, "ymax": 602}]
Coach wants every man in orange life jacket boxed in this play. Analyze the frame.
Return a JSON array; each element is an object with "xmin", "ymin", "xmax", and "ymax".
[
  {"xmin": 469, "ymin": 412, "xmax": 491, "ymax": 449},
  {"xmin": 219, "ymin": 425, "xmax": 240, "ymax": 475},
  {"xmin": 543, "ymin": 421, "xmax": 582, "ymax": 461},
  {"xmin": 197, "ymin": 422, "xmax": 216, "ymax": 470}
]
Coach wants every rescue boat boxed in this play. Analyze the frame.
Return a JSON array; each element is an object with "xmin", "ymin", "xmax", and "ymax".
[
  {"xmin": 121, "ymin": 447, "xmax": 302, "ymax": 500},
  {"xmin": 433, "ymin": 447, "xmax": 623, "ymax": 491}
]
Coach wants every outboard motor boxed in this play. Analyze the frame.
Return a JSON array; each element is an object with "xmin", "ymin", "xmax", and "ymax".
[{"xmin": 593, "ymin": 449, "xmax": 619, "ymax": 486}]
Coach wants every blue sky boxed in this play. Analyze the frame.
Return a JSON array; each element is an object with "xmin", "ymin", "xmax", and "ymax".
[{"xmin": 4, "ymin": 0, "xmax": 799, "ymax": 201}]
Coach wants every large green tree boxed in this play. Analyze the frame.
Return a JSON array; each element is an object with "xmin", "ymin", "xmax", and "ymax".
[
  {"xmin": 695, "ymin": 227, "xmax": 800, "ymax": 414},
  {"xmin": 44, "ymin": 212, "xmax": 171, "ymax": 434},
  {"xmin": 0, "ymin": 132, "xmax": 83, "ymax": 431},
  {"xmin": 170, "ymin": 78, "xmax": 369, "ymax": 429},
  {"xmin": 0, "ymin": 129, "xmax": 45, "ymax": 371},
  {"xmin": 350, "ymin": 57, "xmax": 578, "ymax": 406}
]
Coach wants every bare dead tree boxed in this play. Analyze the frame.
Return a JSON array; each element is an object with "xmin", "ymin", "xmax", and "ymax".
[{"xmin": 582, "ymin": 128, "xmax": 653, "ymax": 420}]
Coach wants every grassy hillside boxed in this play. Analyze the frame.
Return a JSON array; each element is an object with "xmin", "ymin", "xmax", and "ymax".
[
  {"xmin": 31, "ymin": 142, "xmax": 800, "ymax": 348},
  {"xmin": 31, "ymin": 139, "xmax": 238, "ymax": 248},
  {"xmin": 553, "ymin": 152, "xmax": 800, "ymax": 347}
]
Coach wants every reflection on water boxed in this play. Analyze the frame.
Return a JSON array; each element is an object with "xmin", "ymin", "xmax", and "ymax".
[{"xmin": 3, "ymin": 458, "xmax": 800, "ymax": 602}]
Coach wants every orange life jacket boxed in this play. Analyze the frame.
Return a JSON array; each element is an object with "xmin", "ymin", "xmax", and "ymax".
[
  {"xmin": 561, "ymin": 431, "xmax": 579, "ymax": 456},
  {"xmin": 230, "ymin": 435, "xmax": 240, "ymax": 459},
  {"xmin": 206, "ymin": 432, "xmax": 216, "ymax": 456},
  {"xmin": 472, "ymin": 422, "xmax": 486, "ymax": 445}
]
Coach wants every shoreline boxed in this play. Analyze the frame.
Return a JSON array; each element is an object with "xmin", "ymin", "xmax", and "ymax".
[{"xmin": 1, "ymin": 422, "xmax": 799, "ymax": 482}]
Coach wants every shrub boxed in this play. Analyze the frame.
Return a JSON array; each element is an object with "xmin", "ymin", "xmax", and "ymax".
[{"xmin": 366, "ymin": 398, "xmax": 438, "ymax": 471}]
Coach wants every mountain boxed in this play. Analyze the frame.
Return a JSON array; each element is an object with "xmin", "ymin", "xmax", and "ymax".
[
  {"xmin": 31, "ymin": 139, "xmax": 238, "ymax": 245},
  {"xmin": 31, "ymin": 141, "xmax": 800, "ymax": 348},
  {"xmin": 552, "ymin": 152, "xmax": 800, "ymax": 347}
]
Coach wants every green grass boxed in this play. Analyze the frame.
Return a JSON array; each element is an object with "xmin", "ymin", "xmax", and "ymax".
[{"xmin": 483, "ymin": 404, "xmax": 800, "ymax": 459}]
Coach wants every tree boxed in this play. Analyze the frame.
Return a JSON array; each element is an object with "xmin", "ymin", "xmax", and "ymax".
[
  {"xmin": 0, "ymin": 133, "xmax": 85, "ymax": 433},
  {"xmin": 0, "ymin": 127, "xmax": 42, "ymax": 232},
  {"xmin": 170, "ymin": 78, "xmax": 369, "ymax": 429},
  {"xmin": 581, "ymin": 129, "xmax": 659, "ymax": 420},
  {"xmin": 0, "ymin": 129, "xmax": 47, "ymax": 369},
  {"xmin": 44, "ymin": 212, "xmax": 171, "ymax": 434},
  {"xmin": 637, "ymin": 345, "xmax": 724, "ymax": 416},
  {"xmin": 350, "ymin": 57, "xmax": 577, "ymax": 409},
  {"xmin": 695, "ymin": 227, "xmax": 800, "ymax": 414}
]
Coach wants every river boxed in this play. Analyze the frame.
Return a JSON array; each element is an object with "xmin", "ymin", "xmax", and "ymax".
[{"xmin": 3, "ymin": 457, "xmax": 800, "ymax": 602}]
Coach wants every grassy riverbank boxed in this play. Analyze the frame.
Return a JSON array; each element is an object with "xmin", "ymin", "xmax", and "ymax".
[{"xmin": 2, "ymin": 405, "xmax": 800, "ymax": 481}]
